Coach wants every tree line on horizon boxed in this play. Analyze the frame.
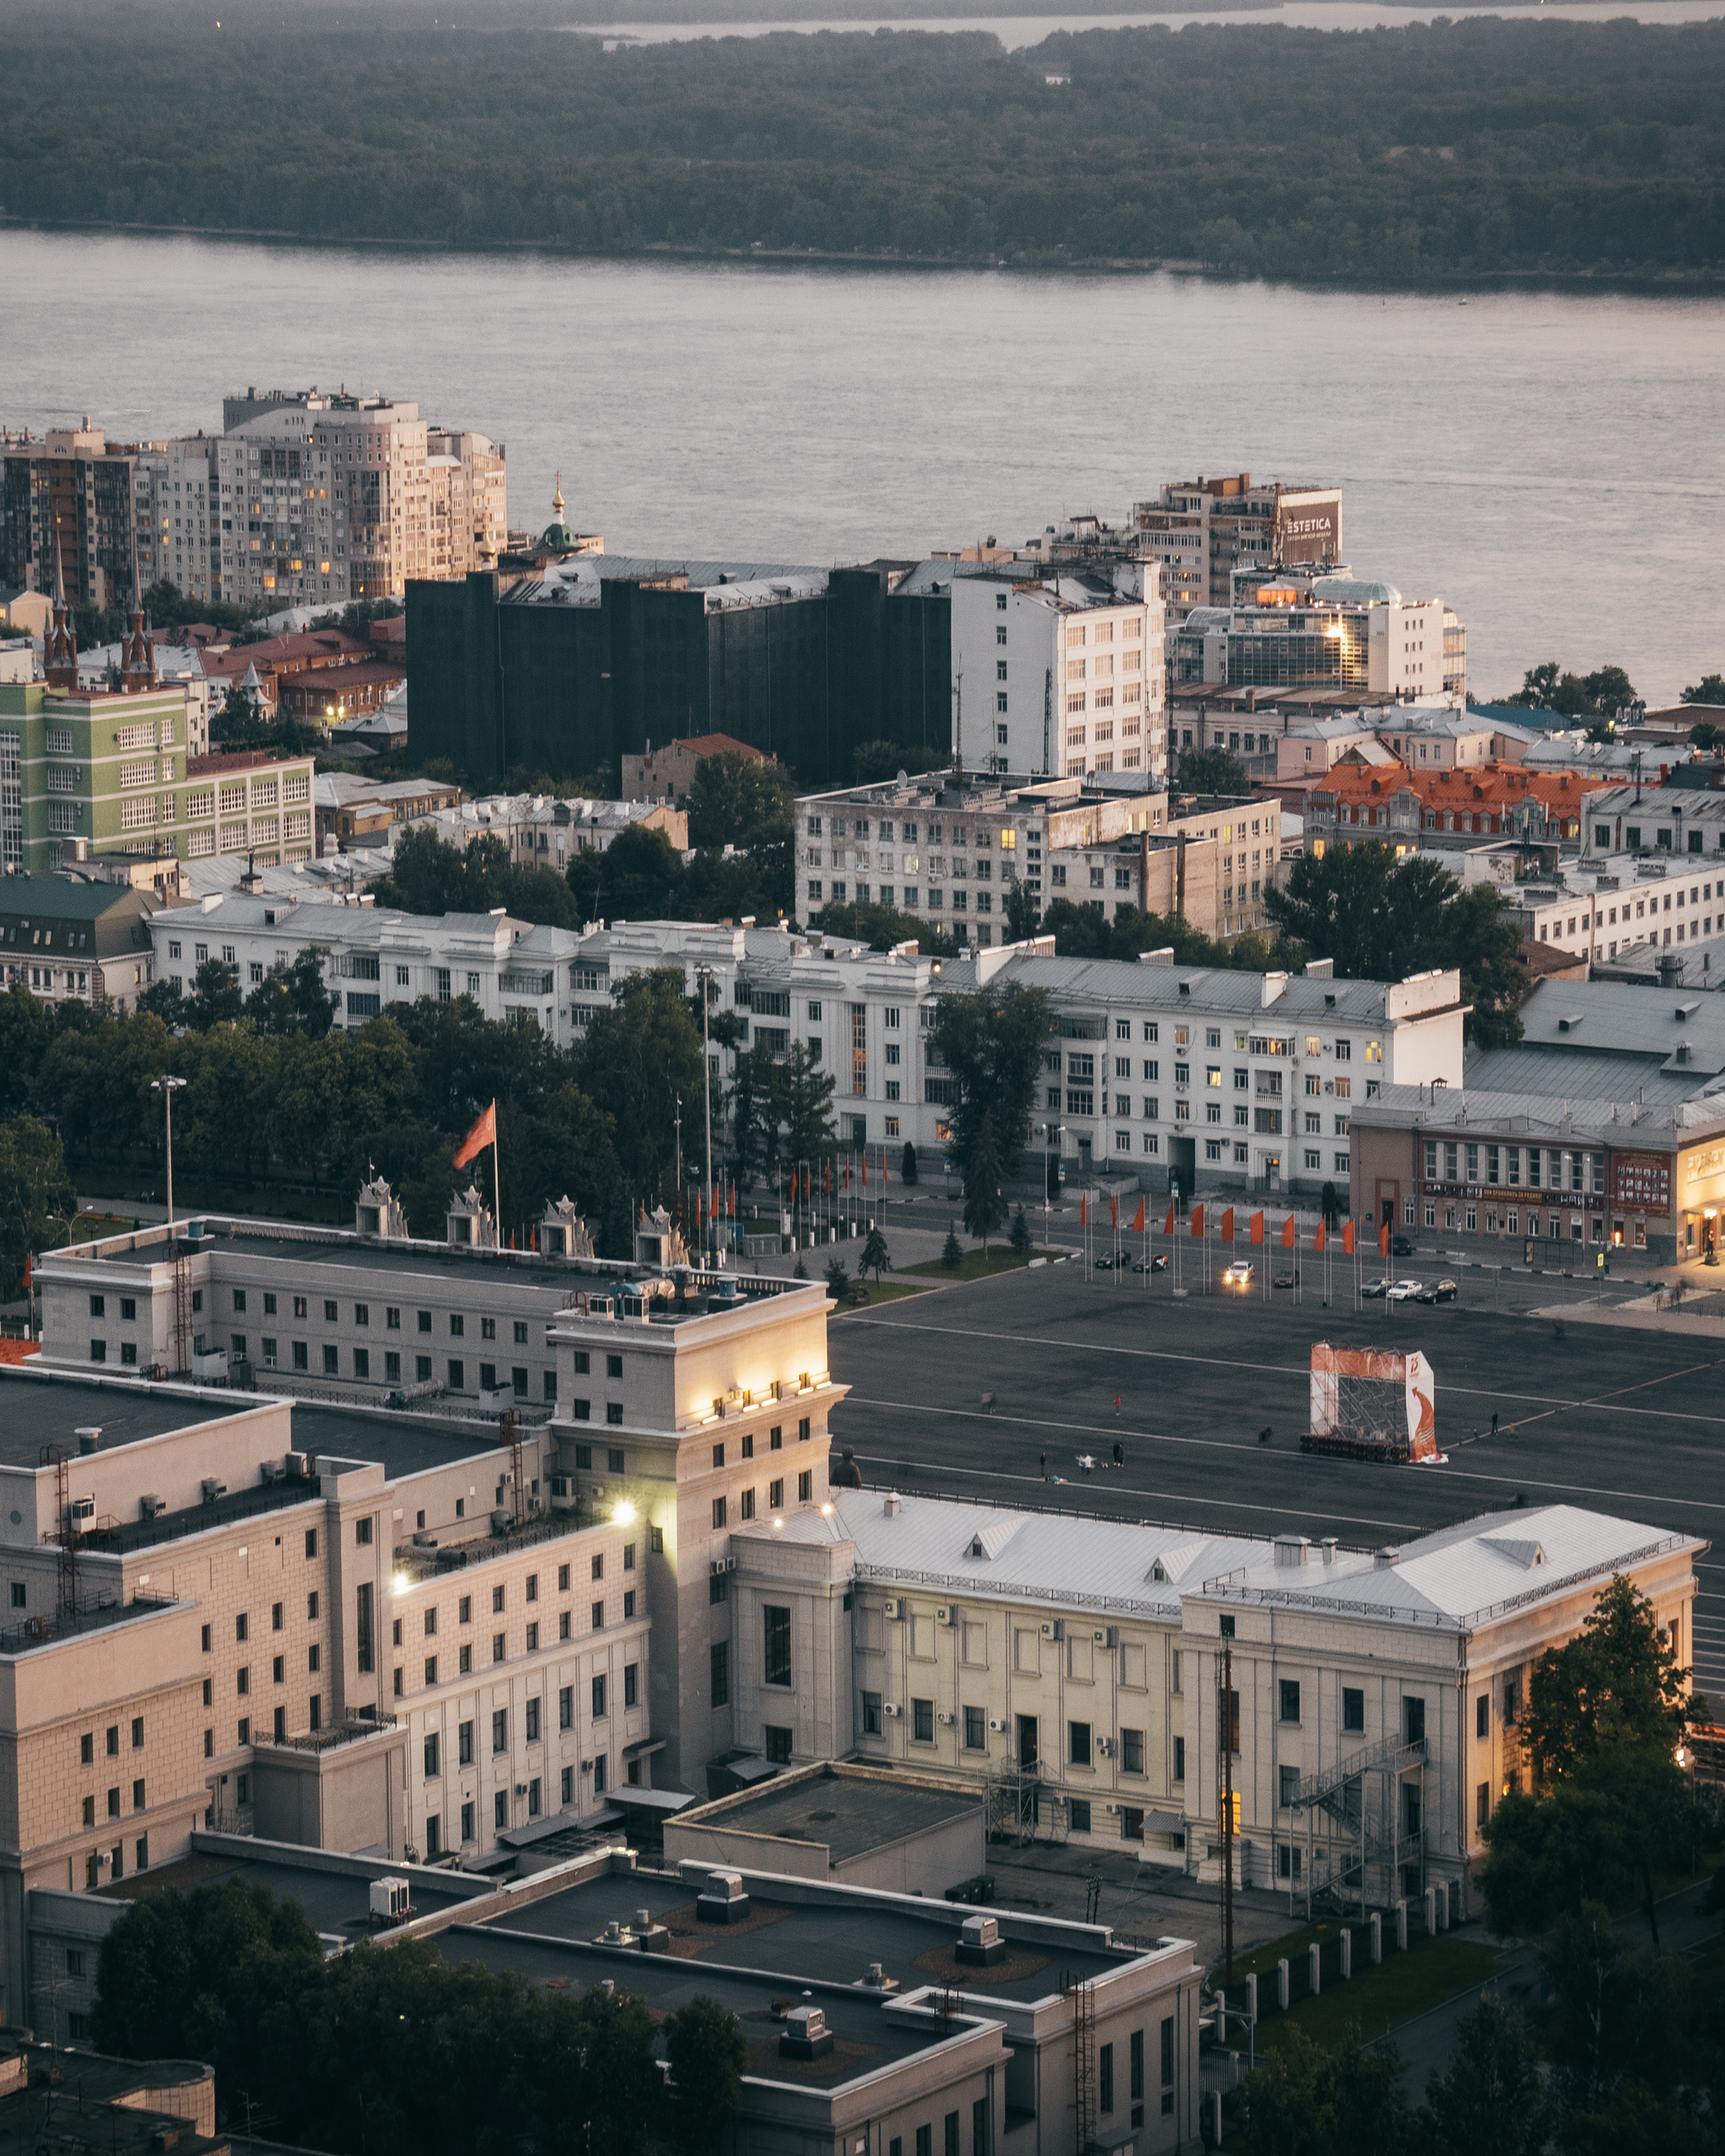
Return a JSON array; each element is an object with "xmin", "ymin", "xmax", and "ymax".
[{"xmin": 2, "ymin": 13, "xmax": 1722, "ymax": 279}]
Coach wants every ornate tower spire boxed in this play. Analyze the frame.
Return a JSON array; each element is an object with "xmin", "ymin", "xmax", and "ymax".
[
  {"xmin": 44, "ymin": 518, "xmax": 77, "ymax": 691},
  {"xmin": 120, "ymin": 484, "xmax": 156, "ymax": 695}
]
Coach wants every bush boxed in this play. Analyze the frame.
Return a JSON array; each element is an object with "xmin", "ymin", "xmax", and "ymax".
[
  {"xmin": 1010, "ymin": 1205, "xmax": 1031, "ymax": 1254},
  {"xmin": 901, "ymin": 1140, "xmax": 918, "ymax": 1185},
  {"xmin": 942, "ymin": 1224, "xmax": 964, "ymax": 1269}
]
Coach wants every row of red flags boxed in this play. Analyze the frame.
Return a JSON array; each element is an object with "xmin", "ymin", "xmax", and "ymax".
[
  {"xmin": 692, "ymin": 1150, "xmax": 891, "ymax": 1222},
  {"xmin": 1080, "ymin": 1192, "xmax": 1388, "ymax": 1257}
]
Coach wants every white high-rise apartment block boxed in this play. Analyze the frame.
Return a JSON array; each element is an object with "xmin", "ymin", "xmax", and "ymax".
[
  {"xmin": 950, "ymin": 565, "xmax": 1165, "ymax": 783},
  {"xmin": 133, "ymin": 439, "xmax": 216, "ymax": 605},
  {"xmin": 208, "ymin": 391, "xmax": 507, "ymax": 608}
]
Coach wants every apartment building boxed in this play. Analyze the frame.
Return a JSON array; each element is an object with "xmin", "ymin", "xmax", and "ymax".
[
  {"xmin": 729, "ymin": 1485, "xmax": 1701, "ymax": 1923},
  {"xmin": 1130, "ymin": 475, "xmax": 1343, "ymax": 614},
  {"xmin": 1460, "ymin": 841, "xmax": 1725, "ymax": 967},
  {"xmin": 1047, "ymin": 792, "xmax": 1286, "ymax": 941},
  {"xmin": 0, "ymin": 424, "xmax": 142, "ymax": 611},
  {"xmin": 1580, "ymin": 779, "xmax": 1725, "ymax": 867},
  {"xmin": 0, "ymin": 1357, "xmax": 649, "ymax": 2027},
  {"xmin": 0, "ymin": 676, "xmax": 312, "ymax": 874},
  {"xmin": 948, "ymin": 563, "xmax": 1166, "ymax": 782},
  {"xmin": 795, "ymin": 770, "xmax": 1167, "ymax": 945},
  {"xmin": 0, "ymin": 871, "xmax": 164, "ymax": 1010},
  {"xmin": 408, "ymin": 791, "xmax": 688, "ymax": 873},
  {"xmin": 1305, "ymin": 761, "xmax": 1610, "ymax": 857},
  {"xmin": 212, "ymin": 391, "xmax": 507, "ymax": 609},
  {"xmin": 151, "ymin": 890, "xmax": 584, "ymax": 1041},
  {"xmin": 133, "ymin": 435, "xmax": 217, "ymax": 606}
]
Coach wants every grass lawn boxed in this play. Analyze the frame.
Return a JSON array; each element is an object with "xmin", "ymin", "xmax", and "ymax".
[
  {"xmin": 901, "ymin": 1246, "xmax": 1065, "ymax": 1282},
  {"xmin": 829, "ymin": 1279, "xmax": 936, "ymax": 1310},
  {"xmin": 1212, "ymin": 1922, "xmax": 1506, "ymax": 2055}
]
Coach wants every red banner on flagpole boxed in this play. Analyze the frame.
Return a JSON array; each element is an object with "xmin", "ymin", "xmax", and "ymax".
[
  {"xmin": 1314, "ymin": 1219, "xmax": 1327, "ymax": 1252},
  {"xmin": 1164, "ymin": 1202, "xmax": 1176, "ymax": 1235},
  {"xmin": 1081, "ymin": 1194, "xmax": 1089, "ymax": 1227},
  {"xmin": 1249, "ymin": 1210, "xmax": 1264, "ymax": 1245},
  {"xmin": 1131, "ymin": 1198, "xmax": 1146, "ymax": 1234},
  {"xmin": 1380, "ymin": 1221, "xmax": 1391, "ymax": 1258},
  {"xmin": 1109, "ymin": 1195, "xmax": 1119, "ymax": 1230},
  {"xmin": 1282, "ymin": 1214, "xmax": 1296, "ymax": 1250},
  {"xmin": 1220, "ymin": 1207, "xmax": 1235, "ymax": 1243},
  {"xmin": 1191, "ymin": 1203, "xmax": 1204, "ymax": 1239},
  {"xmin": 452, "ymin": 1099, "xmax": 496, "ymax": 1170},
  {"xmin": 1343, "ymin": 1218, "xmax": 1356, "ymax": 1256}
]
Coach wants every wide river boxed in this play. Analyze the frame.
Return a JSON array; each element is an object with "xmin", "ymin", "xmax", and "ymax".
[{"xmin": 5, "ymin": 225, "xmax": 1721, "ymax": 704}]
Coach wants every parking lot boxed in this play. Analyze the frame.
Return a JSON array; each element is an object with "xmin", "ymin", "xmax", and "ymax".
[{"xmin": 825, "ymin": 1253, "xmax": 1725, "ymax": 1701}]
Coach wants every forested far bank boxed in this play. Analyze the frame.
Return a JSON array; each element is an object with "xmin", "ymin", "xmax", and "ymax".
[{"xmin": 1, "ymin": 14, "xmax": 1722, "ymax": 280}]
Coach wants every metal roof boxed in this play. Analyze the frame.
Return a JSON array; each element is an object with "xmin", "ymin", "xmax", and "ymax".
[{"xmin": 959, "ymin": 953, "xmax": 1396, "ymax": 1023}]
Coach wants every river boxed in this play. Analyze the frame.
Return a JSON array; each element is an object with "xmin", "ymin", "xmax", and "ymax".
[{"xmin": 4, "ymin": 226, "xmax": 1721, "ymax": 704}]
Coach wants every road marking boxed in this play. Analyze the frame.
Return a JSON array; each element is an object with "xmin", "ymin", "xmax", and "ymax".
[
  {"xmin": 845, "ymin": 1449, "xmax": 1422, "ymax": 1534},
  {"xmin": 837, "ymin": 1319, "xmax": 1725, "ymax": 1428}
]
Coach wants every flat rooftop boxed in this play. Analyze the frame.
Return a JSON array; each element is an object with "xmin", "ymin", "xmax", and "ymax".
[
  {"xmin": 99, "ymin": 1844, "xmax": 490, "ymax": 1939},
  {"xmin": 0, "ymin": 1365, "xmax": 254, "ymax": 1470},
  {"xmin": 479, "ymin": 1867, "xmax": 1134, "ymax": 2005},
  {"xmin": 681, "ymin": 1767, "xmax": 980, "ymax": 1868},
  {"xmin": 440, "ymin": 1923, "xmax": 994, "ymax": 2081}
]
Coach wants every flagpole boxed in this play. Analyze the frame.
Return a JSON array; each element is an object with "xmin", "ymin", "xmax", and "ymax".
[{"xmin": 490, "ymin": 1099, "xmax": 501, "ymax": 1243}]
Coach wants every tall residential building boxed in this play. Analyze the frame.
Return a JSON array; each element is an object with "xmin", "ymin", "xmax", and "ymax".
[
  {"xmin": 0, "ymin": 424, "xmax": 142, "ymax": 611},
  {"xmin": 1130, "ymin": 472, "xmax": 1344, "ymax": 616},
  {"xmin": 948, "ymin": 563, "xmax": 1165, "ymax": 783},
  {"xmin": 133, "ymin": 436, "xmax": 216, "ymax": 606},
  {"xmin": 211, "ymin": 390, "xmax": 507, "ymax": 608}
]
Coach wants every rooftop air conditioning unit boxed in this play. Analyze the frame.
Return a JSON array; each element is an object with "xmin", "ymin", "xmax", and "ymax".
[
  {"xmin": 200, "ymin": 1478, "xmax": 226, "ymax": 1503},
  {"xmin": 1097, "ymin": 1736, "xmax": 1116, "ymax": 1758},
  {"xmin": 284, "ymin": 1452, "xmax": 308, "ymax": 1478},
  {"xmin": 988, "ymin": 1717, "xmax": 1008, "ymax": 1733},
  {"xmin": 259, "ymin": 1460, "xmax": 282, "ymax": 1485},
  {"xmin": 70, "ymin": 1496, "xmax": 96, "ymax": 1524},
  {"xmin": 882, "ymin": 1703, "xmax": 902, "ymax": 1718},
  {"xmin": 882, "ymin": 1598, "xmax": 902, "ymax": 1620},
  {"xmin": 140, "ymin": 1495, "xmax": 164, "ymax": 1519},
  {"xmin": 1040, "ymin": 1619, "xmax": 1065, "ymax": 1641},
  {"xmin": 369, "ymin": 1877, "xmax": 410, "ymax": 1924}
]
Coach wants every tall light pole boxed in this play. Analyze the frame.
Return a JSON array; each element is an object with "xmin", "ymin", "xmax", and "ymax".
[
  {"xmin": 1043, "ymin": 1121, "xmax": 1065, "ymax": 1248},
  {"xmin": 695, "ymin": 965, "xmax": 715, "ymax": 1264},
  {"xmin": 152, "ymin": 1075, "xmax": 187, "ymax": 1224}
]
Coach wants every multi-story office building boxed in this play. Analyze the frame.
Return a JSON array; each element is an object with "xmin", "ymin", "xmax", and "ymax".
[
  {"xmin": 211, "ymin": 391, "xmax": 506, "ymax": 609},
  {"xmin": 0, "ymin": 671, "xmax": 312, "ymax": 875},
  {"xmin": 1131, "ymin": 474, "xmax": 1344, "ymax": 614},
  {"xmin": 1170, "ymin": 576, "xmax": 1466, "ymax": 704},
  {"xmin": 948, "ymin": 562, "xmax": 1166, "ymax": 782},
  {"xmin": 0, "ymin": 424, "xmax": 142, "ymax": 611},
  {"xmin": 1460, "ymin": 840, "xmax": 1725, "ymax": 968},
  {"xmin": 951, "ymin": 950, "xmax": 1465, "ymax": 1191},
  {"xmin": 734, "ymin": 1486, "xmax": 1700, "ymax": 1920}
]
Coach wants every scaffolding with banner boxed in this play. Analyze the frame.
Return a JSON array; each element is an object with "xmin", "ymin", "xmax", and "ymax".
[{"xmin": 1300, "ymin": 1342, "xmax": 1438, "ymax": 1464}]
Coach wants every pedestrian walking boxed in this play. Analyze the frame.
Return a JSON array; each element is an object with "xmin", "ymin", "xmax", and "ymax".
[{"xmin": 1491, "ymin": 1412, "xmax": 1498, "ymax": 1437}]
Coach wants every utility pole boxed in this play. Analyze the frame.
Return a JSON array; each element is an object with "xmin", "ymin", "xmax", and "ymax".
[
  {"xmin": 1219, "ymin": 1644, "xmax": 1235, "ymax": 1988},
  {"xmin": 696, "ymin": 966, "xmax": 714, "ymax": 1263},
  {"xmin": 151, "ymin": 1075, "xmax": 187, "ymax": 1223}
]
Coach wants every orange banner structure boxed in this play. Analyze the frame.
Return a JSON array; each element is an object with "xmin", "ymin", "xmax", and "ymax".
[
  {"xmin": 1314, "ymin": 1219, "xmax": 1327, "ymax": 1252},
  {"xmin": 1249, "ymin": 1211, "xmax": 1264, "ymax": 1246},
  {"xmin": 1282, "ymin": 1214, "xmax": 1296, "ymax": 1249},
  {"xmin": 1132, "ymin": 1198, "xmax": 1146, "ymax": 1234},
  {"xmin": 1380, "ymin": 1221, "xmax": 1391, "ymax": 1258},
  {"xmin": 1306, "ymin": 1342, "xmax": 1438, "ymax": 1462},
  {"xmin": 1220, "ymin": 1207, "xmax": 1235, "ymax": 1243},
  {"xmin": 1343, "ymin": 1218, "xmax": 1356, "ymax": 1256},
  {"xmin": 1191, "ymin": 1203, "xmax": 1204, "ymax": 1239},
  {"xmin": 1164, "ymin": 1202, "xmax": 1177, "ymax": 1235}
]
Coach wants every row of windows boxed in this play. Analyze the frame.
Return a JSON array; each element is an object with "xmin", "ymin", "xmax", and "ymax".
[{"xmin": 89, "ymin": 1289, "xmax": 545, "ymax": 1349}]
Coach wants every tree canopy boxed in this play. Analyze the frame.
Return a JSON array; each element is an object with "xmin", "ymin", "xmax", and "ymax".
[
  {"xmin": 1508, "ymin": 661, "xmax": 1641, "ymax": 718},
  {"xmin": 930, "ymin": 984, "xmax": 1050, "ymax": 1247},
  {"xmin": 368, "ymin": 827, "xmax": 583, "ymax": 930},
  {"xmin": 1682, "ymin": 673, "xmax": 1725, "ymax": 707},
  {"xmin": 1263, "ymin": 845, "xmax": 1526, "ymax": 1046}
]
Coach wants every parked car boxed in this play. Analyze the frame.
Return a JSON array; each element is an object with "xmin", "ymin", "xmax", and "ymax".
[
  {"xmin": 1274, "ymin": 1270, "xmax": 1299, "ymax": 1289},
  {"xmin": 1222, "ymin": 1260, "xmax": 1253, "ymax": 1288},
  {"xmin": 1133, "ymin": 1252, "xmax": 1170, "ymax": 1273},
  {"xmin": 1385, "ymin": 1278, "xmax": 1425, "ymax": 1302},
  {"xmin": 1392, "ymin": 1235, "xmax": 1416, "ymax": 1257},
  {"xmin": 1362, "ymin": 1276, "xmax": 1395, "ymax": 1299},
  {"xmin": 1415, "ymin": 1278, "xmax": 1460, "ymax": 1304},
  {"xmin": 1093, "ymin": 1251, "xmax": 1117, "ymax": 1271}
]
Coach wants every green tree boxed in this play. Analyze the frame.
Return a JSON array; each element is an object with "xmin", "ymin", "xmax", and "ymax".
[
  {"xmin": 1690, "ymin": 721, "xmax": 1725, "ymax": 750},
  {"xmin": 930, "ymin": 983, "xmax": 1051, "ymax": 1247},
  {"xmin": 0, "ymin": 1115, "xmax": 77, "ymax": 1297},
  {"xmin": 1418, "ymin": 1993, "xmax": 1553, "ymax": 2156},
  {"xmin": 185, "ymin": 954, "xmax": 244, "ymax": 1028},
  {"xmin": 861, "ymin": 1222, "xmax": 891, "ymax": 1279},
  {"xmin": 577, "ymin": 969, "xmax": 705, "ymax": 1199},
  {"xmin": 724, "ymin": 1038, "xmax": 777, "ymax": 1191},
  {"xmin": 1177, "ymin": 744, "xmax": 1251, "ymax": 795},
  {"xmin": 1681, "ymin": 674, "xmax": 1725, "ymax": 707},
  {"xmin": 663, "ymin": 1995, "xmax": 746, "ymax": 2154},
  {"xmin": 1319, "ymin": 1180, "xmax": 1340, "ymax": 1226},
  {"xmin": 901, "ymin": 1140, "xmax": 918, "ymax": 1184},
  {"xmin": 1524, "ymin": 1572, "xmax": 1699, "ymax": 1780},
  {"xmin": 1583, "ymin": 664, "xmax": 1638, "ymax": 712},
  {"xmin": 0, "ymin": 983, "xmax": 55, "ymax": 1118},
  {"xmin": 1010, "ymin": 1203, "xmax": 1032, "ymax": 1253},
  {"xmin": 811, "ymin": 899, "xmax": 960, "ymax": 957},
  {"xmin": 685, "ymin": 751, "xmax": 794, "ymax": 852},
  {"xmin": 852, "ymin": 739, "xmax": 949, "ymax": 785},
  {"xmin": 244, "ymin": 948, "xmax": 339, "ymax": 1037},
  {"xmin": 824, "ymin": 1256, "xmax": 851, "ymax": 1300},
  {"xmin": 942, "ymin": 1222, "xmax": 963, "ymax": 1269},
  {"xmin": 773, "ymin": 1043, "xmax": 837, "ymax": 1177},
  {"xmin": 1239, "ymin": 2026, "xmax": 1410, "ymax": 2156},
  {"xmin": 1004, "ymin": 878, "xmax": 1039, "ymax": 941},
  {"xmin": 566, "ymin": 820, "xmax": 684, "ymax": 924}
]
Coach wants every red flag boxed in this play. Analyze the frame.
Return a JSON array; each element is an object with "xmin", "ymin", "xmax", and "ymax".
[
  {"xmin": 1191, "ymin": 1203, "xmax": 1204, "ymax": 1239},
  {"xmin": 1081, "ymin": 1193, "xmax": 1089, "ymax": 1227},
  {"xmin": 1109, "ymin": 1195, "xmax": 1119, "ymax": 1230},
  {"xmin": 1281, "ymin": 1214, "xmax": 1295, "ymax": 1250},
  {"xmin": 1131, "ymin": 1198, "xmax": 1146, "ymax": 1234},
  {"xmin": 1380, "ymin": 1221, "xmax": 1391, "ymax": 1258},
  {"xmin": 1164, "ymin": 1202, "xmax": 1176, "ymax": 1235},
  {"xmin": 1315, "ymin": 1219, "xmax": 1327, "ymax": 1252},
  {"xmin": 729, "ymin": 1183, "xmax": 737, "ymax": 1219},
  {"xmin": 23, "ymin": 1251, "xmax": 31, "ymax": 1294},
  {"xmin": 883, "ymin": 1152, "xmax": 889, "ymax": 1185},
  {"xmin": 1220, "ymin": 1207, "xmax": 1235, "ymax": 1243},
  {"xmin": 451, "ymin": 1099, "xmax": 496, "ymax": 1170},
  {"xmin": 1343, "ymin": 1218, "xmax": 1356, "ymax": 1256},
  {"xmin": 844, "ymin": 1159, "xmax": 852, "ymax": 1191},
  {"xmin": 1250, "ymin": 1210, "xmax": 1264, "ymax": 1246},
  {"xmin": 862, "ymin": 1155, "xmax": 868, "ymax": 1188}
]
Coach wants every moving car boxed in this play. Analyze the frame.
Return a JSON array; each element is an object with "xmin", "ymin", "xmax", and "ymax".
[
  {"xmin": 1274, "ymin": 1270, "xmax": 1299, "ymax": 1289},
  {"xmin": 1223, "ymin": 1260, "xmax": 1253, "ymax": 1287},
  {"xmin": 1415, "ymin": 1278, "xmax": 1460, "ymax": 1304},
  {"xmin": 1362, "ymin": 1276, "xmax": 1395, "ymax": 1299},
  {"xmin": 1392, "ymin": 1235, "xmax": 1416, "ymax": 1257},
  {"xmin": 1093, "ymin": 1251, "xmax": 1118, "ymax": 1270},
  {"xmin": 1385, "ymin": 1278, "xmax": 1425, "ymax": 1302},
  {"xmin": 1132, "ymin": 1252, "xmax": 1170, "ymax": 1273}
]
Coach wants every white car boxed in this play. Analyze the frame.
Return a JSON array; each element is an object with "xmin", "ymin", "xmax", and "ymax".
[
  {"xmin": 1385, "ymin": 1278, "xmax": 1425, "ymax": 1302},
  {"xmin": 1222, "ymin": 1260, "xmax": 1253, "ymax": 1288}
]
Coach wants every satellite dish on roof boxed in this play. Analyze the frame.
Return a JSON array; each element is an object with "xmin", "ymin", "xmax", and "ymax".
[{"xmin": 897, "ymin": 769, "xmax": 908, "ymax": 783}]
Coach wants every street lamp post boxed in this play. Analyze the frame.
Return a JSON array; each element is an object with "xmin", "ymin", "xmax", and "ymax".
[
  {"xmin": 151, "ymin": 1075, "xmax": 187, "ymax": 1224},
  {"xmin": 695, "ymin": 966, "xmax": 715, "ymax": 1264}
]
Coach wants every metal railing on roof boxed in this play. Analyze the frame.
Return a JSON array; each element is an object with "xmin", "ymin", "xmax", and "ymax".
[
  {"xmin": 0, "ymin": 1588, "xmax": 175, "ymax": 1656},
  {"xmin": 258, "ymin": 1710, "xmax": 398, "ymax": 1755},
  {"xmin": 83, "ymin": 1477, "xmax": 323, "ymax": 1555},
  {"xmin": 854, "ymin": 1481, "xmax": 1370, "ymax": 1556}
]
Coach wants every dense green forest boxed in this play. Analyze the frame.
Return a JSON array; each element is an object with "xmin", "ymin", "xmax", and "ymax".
[{"xmin": 1, "ymin": 6, "xmax": 1722, "ymax": 279}]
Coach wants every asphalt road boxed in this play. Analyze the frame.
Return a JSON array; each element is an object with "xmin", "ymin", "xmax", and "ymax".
[{"xmin": 825, "ymin": 1257, "xmax": 1725, "ymax": 1702}]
